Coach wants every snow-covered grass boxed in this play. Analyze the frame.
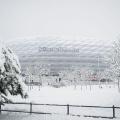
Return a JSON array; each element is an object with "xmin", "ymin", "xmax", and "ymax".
[
  {"xmin": 1, "ymin": 84, "xmax": 120, "ymax": 119},
  {"xmin": 9, "ymin": 84, "xmax": 120, "ymax": 106},
  {"xmin": 0, "ymin": 112, "xmax": 120, "ymax": 120}
]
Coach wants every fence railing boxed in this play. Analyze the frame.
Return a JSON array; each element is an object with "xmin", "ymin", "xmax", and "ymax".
[{"xmin": 0, "ymin": 102, "xmax": 120, "ymax": 119}]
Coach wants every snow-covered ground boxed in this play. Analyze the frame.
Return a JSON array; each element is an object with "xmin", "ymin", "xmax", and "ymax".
[
  {"xmin": 9, "ymin": 84, "xmax": 120, "ymax": 106},
  {"xmin": 1, "ymin": 112, "xmax": 120, "ymax": 120},
  {"xmin": 1, "ymin": 84, "xmax": 120, "ymax": 120}
]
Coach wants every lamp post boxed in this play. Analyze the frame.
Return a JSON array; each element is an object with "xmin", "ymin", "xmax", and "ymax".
[
  {"xmin": 39, "ymin": 74, "xmax": 41, "ymax": 91},
  {"xmin": 97, "ymin": 55, "xmax": 101, "ymax": 88},
  {"xmin": 118, "ymin": 74, "xmax": 120, "ymax": 92}
]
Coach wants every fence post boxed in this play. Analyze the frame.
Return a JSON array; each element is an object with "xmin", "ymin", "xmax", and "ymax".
[
  {"xmin": 67, "ymin": 104, "xmax": 69, "ymax": 115},
  {"xmin": 113, "ymin": 105, "xmax": 115, "ymax": 118},
  {"xmin": 30, "ymin": 102, "xmax": 32, "ymax": 114}
]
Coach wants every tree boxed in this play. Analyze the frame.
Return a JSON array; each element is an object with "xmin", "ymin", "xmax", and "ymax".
[
  {"xmin": 106, "ymin": 39, "xmax": 120, "ymax": 89},
  {"xmin": 25, "ymin": 64, "xmax": 50, "ymax": 90},
  {"xmin": 0, "ymin": 43, "xmax": 27, "ymax": 103}
]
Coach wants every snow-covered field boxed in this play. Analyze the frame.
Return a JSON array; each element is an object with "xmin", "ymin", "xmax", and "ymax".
[
  {"xmin": 1, "ymin": 112, "xmax": 120, "ymax": 120},
  {"xmin": 1, "ymin": 84, "xmax": 120, "ymax": 120},
  {"xmin": 9, "ymin": 84, "xmax": 120, "ymax": 106}
]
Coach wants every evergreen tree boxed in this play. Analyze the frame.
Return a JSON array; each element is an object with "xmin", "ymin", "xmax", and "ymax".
[{"xmin": 0, "ymin": 43, "xmax": 27, "ymax": 103}]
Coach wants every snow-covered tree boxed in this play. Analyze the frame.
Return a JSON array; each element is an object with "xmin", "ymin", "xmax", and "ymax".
[
  {"xmin": 105, "ymin": 39, "xmax": 120, "ymax": 88},
  {"xmin": 0, "ymin": 43, "xmax": 27, "ymax": 103},
  {"xmin": 111, "ymin": 39, "xmax": 120, "ymax": 74}
]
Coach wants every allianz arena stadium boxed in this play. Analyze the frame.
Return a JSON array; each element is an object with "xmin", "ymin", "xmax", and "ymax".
[{"xmin": 7, "ymin": 37, "xmax": 112, "ymax": 75}]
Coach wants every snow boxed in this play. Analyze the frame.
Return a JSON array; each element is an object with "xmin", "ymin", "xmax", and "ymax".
[
  {"xmin": 0, "ymin": 42, "xmax": 27, "ymax": 102},
  {"xmin": 0, "ymin": 113, "xmax": 119, "ymax": 120},
  {"xmin": 2, "ymin": 84, "xmax": 120, "ymax": 119},
  {"xmin": 0, "ymin": 43, "xmax": 5, "ymax": 72},
  {"xmin": 9, "ymin": 84, "xmax": 120, "ymax": 106},
  {"xmin": 0, "ymin": 45, "xmax": 120, "ymax": 120}
]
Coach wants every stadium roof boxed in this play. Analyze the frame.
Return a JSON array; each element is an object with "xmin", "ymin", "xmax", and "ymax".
[{"xmin": 7, "ymin": 37, "xmax": 112, "ymax": 72}]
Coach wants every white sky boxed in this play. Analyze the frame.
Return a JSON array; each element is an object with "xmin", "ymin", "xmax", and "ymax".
[{"xmin": 0, "ymin": 0, "xmax": 120, "ymax": 43}]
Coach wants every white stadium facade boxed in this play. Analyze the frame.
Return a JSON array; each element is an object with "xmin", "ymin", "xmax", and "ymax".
[{"xmin": 7, "ymin": 37, "xmax": 111, "ymax": 76}]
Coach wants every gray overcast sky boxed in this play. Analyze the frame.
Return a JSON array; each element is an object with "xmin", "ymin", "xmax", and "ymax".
[{"xmin": 0, "ymin": 0, "xmax": 120, "ymax": 43}]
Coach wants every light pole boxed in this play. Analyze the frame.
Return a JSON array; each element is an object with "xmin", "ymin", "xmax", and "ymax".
[
  {"xmin": 39, "ymin": 74, "xmax": 41, "ymax": 91},
  {"xmin": 97, "ymin": 55, "xmax": 101, "ymax": 88},
  {"xmin": 118, "ymin": 74, "xmax": 120, "ymax": 91}
]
